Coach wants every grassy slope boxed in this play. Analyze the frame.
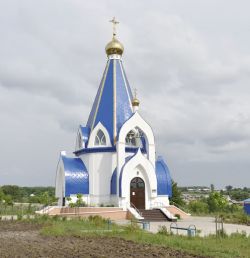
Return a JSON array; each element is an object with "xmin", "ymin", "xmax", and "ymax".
[{"xmin": 40, "ymin": 218, "xmax": 250, "ymax": 258}]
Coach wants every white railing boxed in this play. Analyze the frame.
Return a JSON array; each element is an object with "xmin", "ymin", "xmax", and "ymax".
[{"xmin": 126, "ymin": 202, "xmax": 144, "ymax": 220}]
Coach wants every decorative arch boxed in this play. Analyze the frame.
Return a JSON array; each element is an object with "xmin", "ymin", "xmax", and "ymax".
[
  {"xmin": 117, "ymin": 112, "xmax": 155, "ymax": 171},
  {"xmin": 88, "ymin": 122, "xmax": 111, "ymax": 147},
  {"xmin": 119, "ymin": 149, "xmax": 157, "ymax": 209}
]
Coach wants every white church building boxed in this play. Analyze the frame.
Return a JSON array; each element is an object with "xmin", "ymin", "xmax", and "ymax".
[{"xmin": 55, "ymin": 19, "xmax": 172, "ymax": 212}]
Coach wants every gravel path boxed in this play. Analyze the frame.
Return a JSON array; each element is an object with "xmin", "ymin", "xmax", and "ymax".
[{"xmin": 149, "ymin": 216, "xmax": 250, "ymax": 236}]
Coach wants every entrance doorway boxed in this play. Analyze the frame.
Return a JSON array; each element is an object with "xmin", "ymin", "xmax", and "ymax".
[{"xmin": 130, "ymin": 177, "xmax": 145, "ymax": 209}]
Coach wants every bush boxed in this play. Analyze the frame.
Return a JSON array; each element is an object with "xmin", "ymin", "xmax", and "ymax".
[
  {"xmin": 174, "ymin": 214, "xmax": 181, "ymax": 220},
  {"xmin": 157, "ymin": 225, "xmax": 171, "ymax": 236},
  {"xmin": 188, "ymin": 200, "xmax": 209, "ymax": 214}
]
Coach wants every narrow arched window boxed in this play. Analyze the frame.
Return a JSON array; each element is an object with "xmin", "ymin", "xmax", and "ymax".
[
  {"xmin": 95, "ymin": 130, "xmax": 106, "ymax": 146},
  {"xmin": 125, "ymin": 130, "xmax": 137, "ymax": 147},
  {"xmin": 125, "ymin": 128, "xmax": 144, "ymax": 148}
]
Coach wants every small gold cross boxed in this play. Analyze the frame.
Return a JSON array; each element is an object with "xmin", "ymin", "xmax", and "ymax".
[
  {"xmin": 134, "ymin": 88, "xmax": 138, "ymax": 98},
  {"xmin": 109, "ymin": 17, "xmax": 119, "ymax": 37}
]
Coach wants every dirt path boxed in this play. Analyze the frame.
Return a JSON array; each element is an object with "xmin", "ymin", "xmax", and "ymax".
[{"xmin": 0, "ymin": 222, "xmax": 207, "ymax": 258}]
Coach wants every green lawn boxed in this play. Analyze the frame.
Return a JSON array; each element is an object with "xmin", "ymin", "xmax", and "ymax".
[{"xmin": 39, "ymin": 216, "xmax": 250, "ymax": 258}]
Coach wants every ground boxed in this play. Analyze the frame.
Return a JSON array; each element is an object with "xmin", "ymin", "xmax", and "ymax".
[{"xmin": 0, "ymin": 221, "xmax": 206, "ymax": 258}]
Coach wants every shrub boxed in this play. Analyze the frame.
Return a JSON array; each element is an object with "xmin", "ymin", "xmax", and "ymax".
[
  {"xmin": 174, "ymin": 214, "xmax": 181, "ymax": 219},
  {"xmin": 157, "ymin": 225, "xmax": 170, "ymax": 236},
  {"xmin": 188, "ymin": 200, "xmax": 209, "ymax": 214}
]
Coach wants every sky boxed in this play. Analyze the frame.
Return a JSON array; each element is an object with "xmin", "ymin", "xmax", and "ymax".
[{"xmin": 0, "ymin": 0, "xmax": 250, "ymax": 188}]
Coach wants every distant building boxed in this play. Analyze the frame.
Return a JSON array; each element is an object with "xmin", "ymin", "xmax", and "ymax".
[
  {"xmin": 243, "ymin": 198, "xmax": 250, "ymax": 215},
  {"xmin": 55, "ymin": 19, "xmax": 172, "ymax": 210}
]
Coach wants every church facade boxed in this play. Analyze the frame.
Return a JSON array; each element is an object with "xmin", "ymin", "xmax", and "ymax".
[{"xmin": 55, "ymin": 20, "xmax": 172, "ymax": 211}]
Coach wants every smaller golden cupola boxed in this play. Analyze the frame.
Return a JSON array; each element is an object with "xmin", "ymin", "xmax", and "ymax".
[
  {"xmin": 105, "ymin": 17, "xmax": 124, "ymax": 56},
  {"xmin": 132, "ymin": 89, "xmax": 140, "ymax": 112}
]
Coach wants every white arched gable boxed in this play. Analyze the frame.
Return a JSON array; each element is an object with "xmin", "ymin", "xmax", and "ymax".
[
  {"xmin": 55, "ymin": 152, "xmax": 66, "ymax": 206},
  {"xmin": 117, "ymin": 112, "xmax": 155, "ymax": 172},
  {"xmin": 120, "ymin": 149, "xmax": 157, "ymax": 209},
  {"xmin": 88, "ymin": 122, "xmax": 112, "ymax": 148},
  {"xmin": 75, "ymin": 129, "xmax": 83, "ymax": 151},
  {"xmin": 118, "ymin": 112, "xmax": 154, "ymax": 145}
]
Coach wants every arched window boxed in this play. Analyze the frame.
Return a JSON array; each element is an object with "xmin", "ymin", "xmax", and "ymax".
[
  {"xmin": 125, "ymin": 128, "xmax": 144, "ymax": 148},
  {"xmin": 95, "ymin": 130, "xmax": 106, "ymax": 146},
  {"xmin": 125, "ymin": 130, "xmax": 137, "ymax": 146}
]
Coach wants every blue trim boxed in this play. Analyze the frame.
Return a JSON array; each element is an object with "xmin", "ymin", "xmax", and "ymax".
[
  {"xmin": 110, "ymin": 168, "xmax": 117, "ymax": 195},
  {"xmin": 74, "ymin": 146, "xmax": 146, "ymax": 156},
  {"xmin": 74, "ymin": 147, "xmax": 116, "ymax": 156},
  {"xmin": 155, "ymin": 156, "xmax": 172, "ymax": 196},
  {"xmin": 61, "ymin": 156, "xmax": 89, "ymax": 197}
]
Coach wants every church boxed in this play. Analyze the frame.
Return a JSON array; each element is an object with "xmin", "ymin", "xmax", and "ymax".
[{"xmin": 55, "ymin": 19, "xmax": 172, "ymax": 213}]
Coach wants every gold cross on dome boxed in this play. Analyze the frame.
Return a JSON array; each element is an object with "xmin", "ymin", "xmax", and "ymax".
[
  {"xmin": 109, "ymin": 17, "xmax": 119, "ymax": 37},
  {"xmin": 134, "ymin": 88, "xmax": 137, "ymax": 98}
]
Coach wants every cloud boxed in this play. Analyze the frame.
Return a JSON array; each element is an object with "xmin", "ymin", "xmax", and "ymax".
[{"xmin": 0, "ymin": 0, "xmax": 250, "ymax": 187}]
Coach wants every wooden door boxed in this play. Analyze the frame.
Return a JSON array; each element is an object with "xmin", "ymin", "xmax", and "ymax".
[{"xmin": 130, "ymin": 177, "xmax": 145, "ymax": 209}]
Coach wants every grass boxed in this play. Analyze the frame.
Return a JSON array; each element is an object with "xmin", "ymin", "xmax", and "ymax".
[
  {"xmin": 38, "ymin": 216, "xmax": 250, "ymax": 258},
  {"xmin": 0, "ymin": 204, "xmax": 38, "ymax": 216}
]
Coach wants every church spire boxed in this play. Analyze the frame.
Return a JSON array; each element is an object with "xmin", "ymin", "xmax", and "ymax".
[
  {"xmin": 87, "ymin": 18, "xmax": 133, "ymax": 145},
  {"xmin": 105, "ymin": 17, "xmax": 124, "ymax": 57}
]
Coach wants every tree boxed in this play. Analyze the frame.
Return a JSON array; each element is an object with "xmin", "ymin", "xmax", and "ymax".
[
  {"xmin": 188, "ymin": 200, "xmax": 209, "ymax": 214},
  {"xmin": 0, "ymin": 188, "xmax": 5, "ymax": 201},
  {"xmin": 225, "ymin": 185, "xmax": 233, "ymax": 192},
  {"xmin": 2, "ymin": 185, "xmax": 22, "ymax": 201},
  {"xmin": 170, "ymin": 181, "xmax": 185, "ymax": 207},
  {"xmin": 207, "ymin": 192, "xmax": 227, "ymax": 213}
]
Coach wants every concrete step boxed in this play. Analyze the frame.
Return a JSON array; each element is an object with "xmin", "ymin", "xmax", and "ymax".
[{"xmin": 139, "ymin": 209, "xmax": 170, "ymax": 221}]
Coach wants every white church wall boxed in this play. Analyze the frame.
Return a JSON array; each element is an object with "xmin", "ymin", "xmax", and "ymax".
[
  {"xmin": 66, "ymin": 194, "xmax": 89, "ymax": 206},
  {"xmin": 79, "ymin": 151, "xmax": 117, "ymax": 206},
  {"xmin": 150, "ymin": 196, "xmax": 170, "ymax": 208}
]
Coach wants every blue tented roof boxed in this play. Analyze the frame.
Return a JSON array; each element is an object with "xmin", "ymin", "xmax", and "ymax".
[
  {"xmin": 79, "ymin": 125, "xmax": 90, "ymax": 147},
  {"xmin": 61, "ymin": 155, "xmax": 89, "ymax": 197},
  {"xmin": 87, "ymin": 59, "xmax": 133, "ymax": 145}
]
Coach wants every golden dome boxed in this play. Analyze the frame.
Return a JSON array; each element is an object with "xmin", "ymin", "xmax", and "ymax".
[
  {"xmin": 132, "ymin": 97, "xmax": 140, "ymax": 107},
  {"xmin": 105, "ymin": 37, "xmax": 124, "ymax": 56}
]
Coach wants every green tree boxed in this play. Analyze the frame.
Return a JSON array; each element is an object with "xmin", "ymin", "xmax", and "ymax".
[
  {"xmin": 3, "ymin": 194, "xmax": 14, "ymax": 211},
  {"xmin": 225, "ymin": 185, "xmax": 233, "ymax": 192},
  {"xmin": 207, "ymin": 192, "xmax": 227, "ymax": 212},
  {"xmin": 0, "ymin": 188, "xmax": 5, "ymax": 201},
  {"xmin": 188, "ymin": 200, "xmax": 209, "ymax": 214},
  {"xmin": 2, "ymin": 185, "xmax": 22, "ymax": 201},
  {"xmin": 170, "ymin": 181, "xmax": 185, "ymax": 207}
]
